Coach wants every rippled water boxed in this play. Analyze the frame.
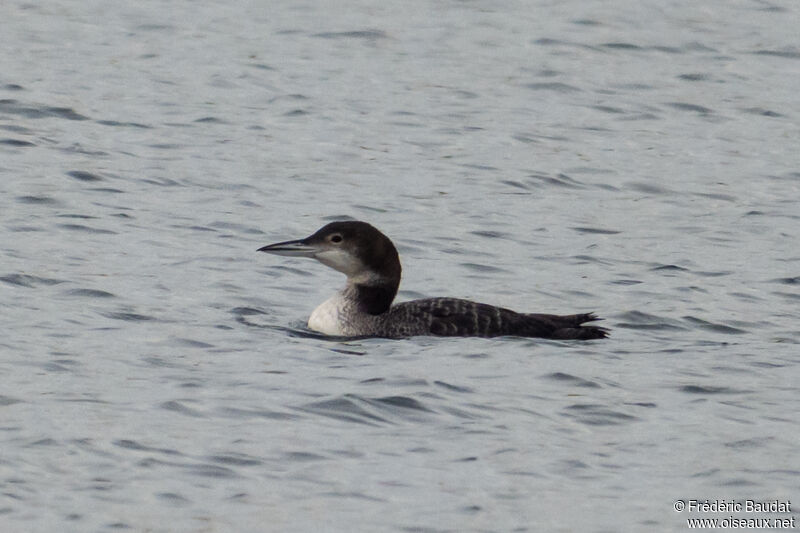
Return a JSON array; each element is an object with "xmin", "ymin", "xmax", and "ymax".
[{"xmin": 2, "ymin": 1, "xmax": 799, "ymax": 531}]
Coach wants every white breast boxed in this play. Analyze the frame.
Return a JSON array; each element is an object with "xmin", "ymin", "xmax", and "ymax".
[{"xmin": 308, "ymin": 293, "xmax": 348, "ymax": 336}]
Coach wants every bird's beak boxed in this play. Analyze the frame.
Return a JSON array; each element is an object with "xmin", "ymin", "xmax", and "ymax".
[{"xmin": 257, "ymin": 238, "xmax": 318, "ymax": 257}]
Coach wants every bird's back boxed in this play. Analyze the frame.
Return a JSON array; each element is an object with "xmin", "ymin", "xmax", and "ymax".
[{"xmin": 380, "ymin": 298, "xmax": 607, "ymax": 339}]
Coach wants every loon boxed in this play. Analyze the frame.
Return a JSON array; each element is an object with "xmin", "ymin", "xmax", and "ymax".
[{"xmin": 257, "ymin": 221, "xmax": 608, "ymax": 340}]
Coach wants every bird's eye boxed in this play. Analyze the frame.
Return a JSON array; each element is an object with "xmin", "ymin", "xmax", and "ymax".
[{"xmin": 330, "ymin": 234, "xmax": 343, "ymax": 244}]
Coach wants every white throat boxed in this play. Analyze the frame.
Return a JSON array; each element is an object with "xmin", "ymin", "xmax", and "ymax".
[{"xmin": 308, "ymin": 292, "xmax": 350, "ymax": 336}]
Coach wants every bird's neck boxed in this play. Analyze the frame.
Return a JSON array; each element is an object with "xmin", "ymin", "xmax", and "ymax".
[{"xmin": 343, "ymin": 277, "xmax": 399, "ymax": 315}]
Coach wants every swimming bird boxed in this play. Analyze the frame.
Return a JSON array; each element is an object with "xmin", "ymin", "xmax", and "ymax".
[{"xmin": 258, "ymin": 221, "xmax": 608, "ymax": 340}]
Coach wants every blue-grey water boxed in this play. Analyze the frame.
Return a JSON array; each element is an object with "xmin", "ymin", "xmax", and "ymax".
[{"xmin": 2, "ymin": 1, "xmax": 799, "ymax": 532}]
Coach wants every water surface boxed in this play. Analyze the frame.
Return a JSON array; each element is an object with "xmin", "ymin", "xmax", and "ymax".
[{"xmin": 1, "ymin": 1, "xmax": 799, "ymax": 532}]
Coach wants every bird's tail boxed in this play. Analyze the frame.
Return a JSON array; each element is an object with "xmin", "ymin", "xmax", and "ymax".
[{"xmin": 524, "ymin": 312, "xmax": 609, "ymax": 340}]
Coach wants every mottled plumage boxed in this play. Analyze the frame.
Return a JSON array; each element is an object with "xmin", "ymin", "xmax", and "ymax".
[{"xmin": 258, "ymin": 221, "xmax": 608, "ymax": 340}]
